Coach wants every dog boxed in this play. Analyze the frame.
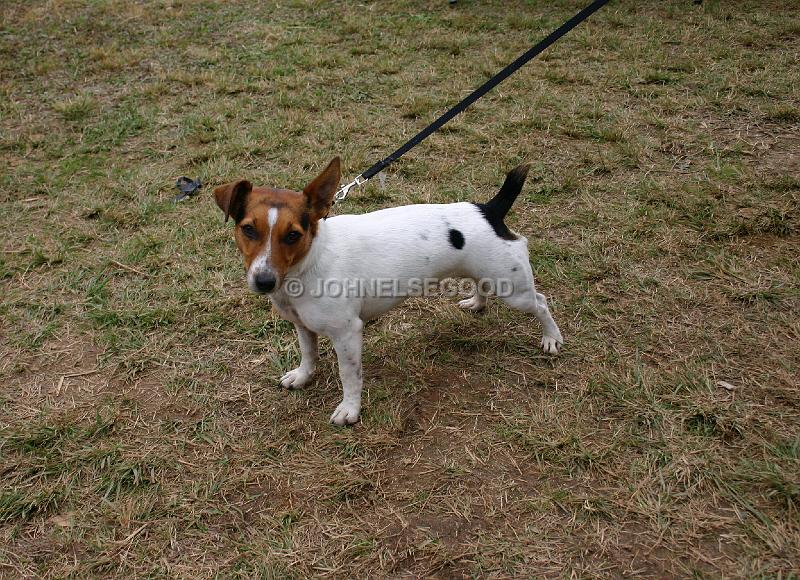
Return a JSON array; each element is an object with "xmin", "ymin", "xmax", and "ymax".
[{"xmin": 214, "ymin": 158, "xmax": 563, "ymax": 425}]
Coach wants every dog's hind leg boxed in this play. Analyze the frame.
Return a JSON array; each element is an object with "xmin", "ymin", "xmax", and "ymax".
[
  {"xmin": 458, "ymin": 289, "xmax": 487, "ymax": 312},
  {"xmin": 501, "ymin": 286, "xmax": 563, "ymax": 354},
  {"xmin": 475, "ymin": 248, "xmax": 563, "ymax": 354}
]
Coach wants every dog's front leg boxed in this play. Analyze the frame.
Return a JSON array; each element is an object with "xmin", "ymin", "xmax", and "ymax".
[
  {"xmin": 328, "ymin": 319, "xmax": 363, "ymax": 426},
  {"xmin": 279, "ymin": 323, "xmax": 318, "ymax": 389}
]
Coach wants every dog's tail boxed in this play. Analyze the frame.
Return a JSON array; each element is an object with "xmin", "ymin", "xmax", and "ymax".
[{"xmin": 476, "ymin": 164, "xmax": 530, "ymax": 240}]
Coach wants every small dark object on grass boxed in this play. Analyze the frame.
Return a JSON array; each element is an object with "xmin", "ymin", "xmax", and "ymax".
[
  {"xmin": 694, "ymin": 0, "xmax": 702, "ymax": 4},
  {"xmin": 174, "ymin": 176, "xmax": 202, "ymax": 202}
]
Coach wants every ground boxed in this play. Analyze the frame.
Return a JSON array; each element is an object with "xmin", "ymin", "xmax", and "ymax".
[{"xmin": 1, "ymin": 0, "xmax": 799, "ymax": 577}]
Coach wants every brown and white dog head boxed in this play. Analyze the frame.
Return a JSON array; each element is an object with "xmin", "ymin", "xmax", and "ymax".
[{"xmin": 214, "ymin": 157, "xmax": 341, "ymax": 294}]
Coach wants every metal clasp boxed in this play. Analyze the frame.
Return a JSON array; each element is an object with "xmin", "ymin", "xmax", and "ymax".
[{"xmin": 333, "ymin": 174, "xmax": 366, "ymax": 203}]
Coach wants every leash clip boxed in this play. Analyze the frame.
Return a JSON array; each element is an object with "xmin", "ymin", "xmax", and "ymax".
[{"xmin": 333, "ymin": 174, "xmax": 366, "ymax": 203}]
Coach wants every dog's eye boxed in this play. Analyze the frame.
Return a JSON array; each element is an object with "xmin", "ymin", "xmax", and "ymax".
[
  {"xmin": 284, "ymin": 231, "xmax": 302, "ymax": 244},
  {"xmin": 241, "ymin": 224, "xmax": 258, "ymax": 240}
]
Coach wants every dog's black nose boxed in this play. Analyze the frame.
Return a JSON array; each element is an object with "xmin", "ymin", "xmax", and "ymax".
[{"xmin": 254, "ymin": 271, "xmax": 276, "ymax": 293}]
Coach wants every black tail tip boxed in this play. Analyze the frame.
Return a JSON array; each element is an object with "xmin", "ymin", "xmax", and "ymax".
[
  {"xmin": 495, "ymin": 162, "xmax": 531, "ymax": 204},
  {"xmin": 507, "ymin": 163, "xmax": 531, "ymax": 184}
]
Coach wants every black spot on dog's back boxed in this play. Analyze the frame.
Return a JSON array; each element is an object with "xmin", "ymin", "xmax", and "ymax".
[{"xmin": 449, "ymin": 229, "xmax": 465, "ymax": 250}]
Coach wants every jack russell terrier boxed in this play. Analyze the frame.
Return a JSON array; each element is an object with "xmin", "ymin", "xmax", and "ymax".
[{"xmin": 214, "ymin": 158, "xmax": 563, "ymax": 425}]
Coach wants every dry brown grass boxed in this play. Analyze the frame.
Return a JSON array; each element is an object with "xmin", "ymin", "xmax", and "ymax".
[{"xmin": 1, "ymin": 0, "xmax": 799, "ymax": 577}]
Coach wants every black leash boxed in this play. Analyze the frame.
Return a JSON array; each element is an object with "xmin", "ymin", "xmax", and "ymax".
[{"xmin": 334, "ymin": 0, "xmax": 611, "ymax": 203}]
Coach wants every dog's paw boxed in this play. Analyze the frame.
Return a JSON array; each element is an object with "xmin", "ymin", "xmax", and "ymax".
[
  {"xmin": 330, "ymin": 401, "xmax": 360, "ymax": 426},
  {"xmin": 279, "ymin": 367, "xmax": 313, "ymax": 389},
  {"xmin": 458, "ymin": 295, "xmax": 485, "ymax": 312},
  {"xmin": 541, "ymin": 335, "xmax": 562, "ymax": 355}
]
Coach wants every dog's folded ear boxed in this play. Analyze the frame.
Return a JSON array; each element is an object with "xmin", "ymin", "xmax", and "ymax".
[
  {"xmin": 214, "ymin": 180, "xmax": 252, "ymax": 222},
  {"xmin": 303, "ymin": 157, "xmax": 341, "ymax": 221}
]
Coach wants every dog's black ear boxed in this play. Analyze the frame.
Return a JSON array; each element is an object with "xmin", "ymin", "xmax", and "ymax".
[
  {"xmin": 303, "ymin": 157, "xmax": 341, "ymax": 220},
  {"xmin": 214, "ymin": 180, "xmax": 252, "ymax": 222}
]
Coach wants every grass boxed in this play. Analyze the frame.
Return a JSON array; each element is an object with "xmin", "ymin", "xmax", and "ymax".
[{"xmin": 1, "ymin": 0, "xmax": 799, "ymax": 576}]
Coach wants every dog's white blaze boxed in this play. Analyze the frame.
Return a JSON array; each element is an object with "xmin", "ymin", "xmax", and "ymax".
[
  {"xmin": 265, "ymin": 206, "xmax": 278, "ymax": 259},
  {"xmin": 248, "ymin": 207, "xmax": 280, "ymax": 287}
]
